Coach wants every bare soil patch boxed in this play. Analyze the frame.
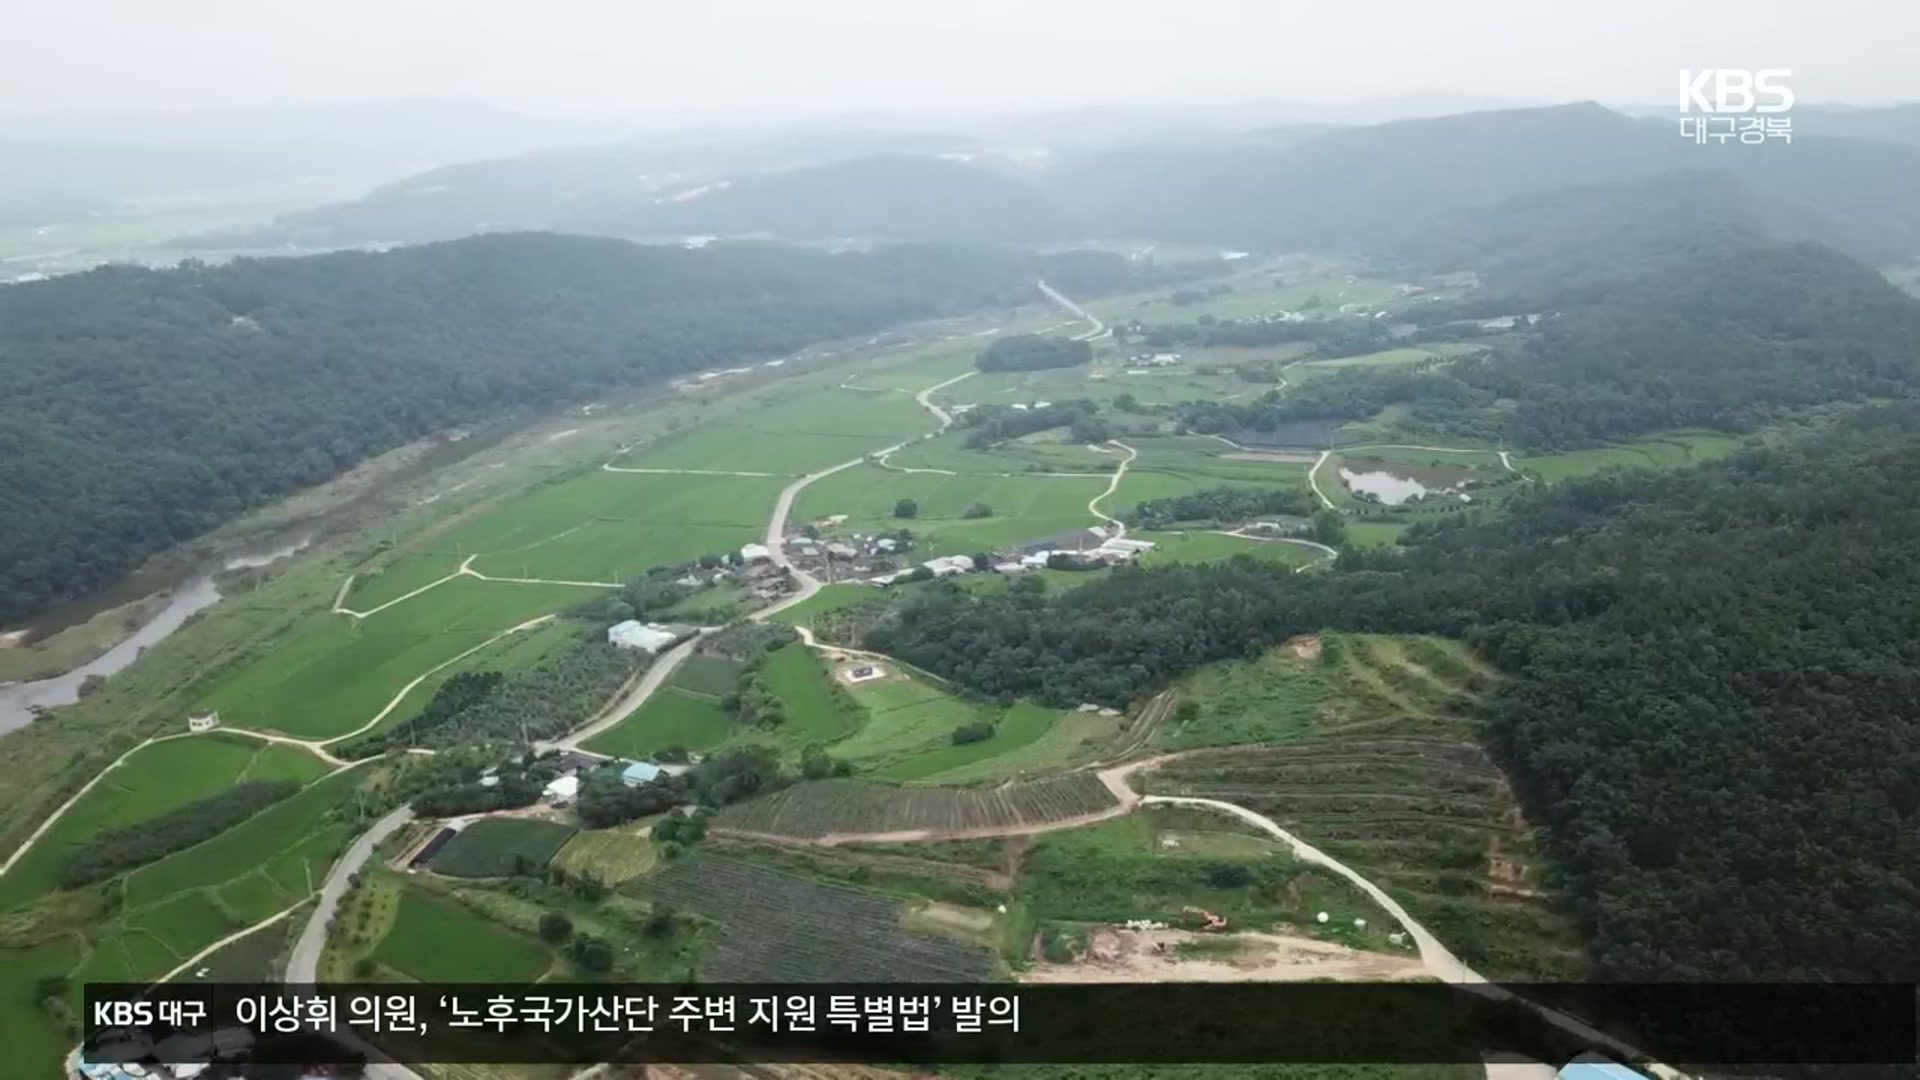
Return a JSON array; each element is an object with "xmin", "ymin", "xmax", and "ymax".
[
  {"xmin": 1285, "ymin": 634, "xmax": 1323, "ymax": 662},
  {"xmin": 1022, "ymin": 926, "xmax": 1427, "ymax": 983}
]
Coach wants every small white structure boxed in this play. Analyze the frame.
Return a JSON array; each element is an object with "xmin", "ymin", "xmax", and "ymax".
[
  {"xmin": 922, "ymin": 554, "xmax": 975, "ymax": 577},
  {"xmin": 1020, "ymin": 551, "xmax": 1056, "ymax": 569},
  {"xmin": 187, "ymin": 712, "xmax": 220, "ymax": 733},
  {"xmin": 738, "ymin": 542, "xmax": 772, "ymax": 563},
  {"xmin": 1316, "ymin": 911, "xmax": 1330, "ymax": 924},
  {"xmin": 826, "ymin": 542, "xmax": 859, "ymax": 559},
  {"xmin": 544, "ymin": 774, "xmax": 580, "ymax": 803},
  {"xmin": 1353, "ymin": 918, "xmax": 1367, "ymax": 929},
  {"xmin": 992, "ymin": 561, "xmax": 1026, "ymax": 574},
  {"xmin": 875, "ymin": 537, "xmax": 898, "ymax": 552},
  {"xmin": 1123, "ymin": 919, "xmax": 1168, "ymax": 931},
  {"xmin": 608, "ymin": 620, "xmax": 678, "ymax": 654},
  {"xmin": 1103, "ymin": 537, "xmax": 1156, "ymax": 553}
]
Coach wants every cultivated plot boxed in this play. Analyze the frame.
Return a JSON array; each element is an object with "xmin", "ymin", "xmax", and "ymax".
[
  {"xmin": 583, "ymin": 687, "xmax": 733, "ymax": 760},
  {"xmin": 198, "ymin": 577, "xmax": 588, "ymax": 739},
  {"xmin": 716, "ymin": 773, "xmax": 1121, "ymax": 841},
  {"xmin": 429, "ymin": 818, "xmax": 578, "ymax": 878},
  {"xmin": 615, "ymin": 386, "xmax": 932, "ymax": 474},
  {"xmin": 647, "ymin": 854, "xmax": 997, "ymax": 982},
  {"xmin": 374, "ymin": 888, "xmax": 552, "ymax": 982},
  {"xmin": 1516, "ymin": 432, "xmax": 1741, "ymax": 482},
  {"xmin": 0, "ymin": 734, "xmax": 330, "ymax": 909},
  {"xmin": 797, "ymin": 464, "xmax": 1108, "ymax": 559}
]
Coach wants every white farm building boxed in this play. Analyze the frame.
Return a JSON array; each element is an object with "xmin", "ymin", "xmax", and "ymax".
[{"xmin": 607, "ymin": 620, "xmax": 679, "ymax": 654}]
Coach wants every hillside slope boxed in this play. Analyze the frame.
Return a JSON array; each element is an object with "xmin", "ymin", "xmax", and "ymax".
[
  {"xmin": 0, "ymin": 234, "xmax": 1138, "ymax": 623},
  {"xmin": 1051, "ymin": 102, "xmax": 1920, "ymax": 261},
  {"xmin": 563, "ymin": 153, "xmax": 1075, "ymax": 243}
]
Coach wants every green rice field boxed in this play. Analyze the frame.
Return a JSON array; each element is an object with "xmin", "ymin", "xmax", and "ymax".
[
  {"xmin": 374, "ymin": 888, "xmax": 552, "ymax": 982},
  {"xmin": 583, "ymin": 686, "xmax": 733, "ymax": 759},
  {"xmin": 197, "ymin": 577, "xmax": 591, "ymax": 738},
  {"xmin": 615, "ymin": 386, "xmax": 933, "ymax": 473},
  {"xmin": 796, "ymin": 464, "xmax": 1107, "ymax": 558},
  {"xmin": 0, "ymin": 734, "xmax": 332, "ymax": 909}
]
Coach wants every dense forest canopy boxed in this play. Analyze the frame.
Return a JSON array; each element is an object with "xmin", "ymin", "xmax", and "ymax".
[
  {"xmin": 0, "ymin": 234, "xmax": 1154, "ymax": 624},
  {"xmin": 1181, "ymin": 228, "xmax": 1920, "ymax": 449},
  {"xmin": 974, "ymin": 333, "xmax": 1092, "ymax": 372},
  {"xmin": 868, "ymin": 407, "xmax": 1920, "ymax": 982}
]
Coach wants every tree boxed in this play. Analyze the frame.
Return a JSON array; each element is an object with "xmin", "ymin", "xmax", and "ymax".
[
  {"xmin": 538, "ymin": 910, "xmax": 574, "ymax": 943},
  {"xmin": 970, "ymin": 552, "xmax": 992, "ymax": 572},
  {"xmin": 644, "ymin": 903, "xmax": 677, "ymax": 939},
  {"xmin": 800, "ymin": 745, "xmax": 836, "ymax": 780},
  {"xmin": 568, "ymin": 935, "xmax": 614, "ymax": 972},
  {"xmin": 962, "ymin": 501, "xmax": 993, "ymax": 519},
  {"xmin": 604, "ymin": 598, "xmax": 637, "ymax": 623},
  {"xmin": 1311, "ymin": 510, "xmax": 1348, "ymax": 547},
  {"xmin": 893, "ymin": 498, "xmax": 919, "ymax": 519},
  {"xmin": 950, "ymin": 721, "xmax": 996, "ymax": 744}
]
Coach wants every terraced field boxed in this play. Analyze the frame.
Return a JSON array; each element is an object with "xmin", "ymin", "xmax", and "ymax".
[
  {"xmin": 647, "ymin": 854, "xmax": 998, "ymax": 981},
  {"xmin": 714, "ymin": 773, "xmax": 1122, "ymax": 841},
  {"xmin": 1149, "ymin": 634, "xmax": 1584, "ymax": 978}
]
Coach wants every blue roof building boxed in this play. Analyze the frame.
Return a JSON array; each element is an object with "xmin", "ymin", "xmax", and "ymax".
[
  {"xmin": 1558, "ymin": 1056, "xmax": 1644, "ymax": 1080},
  {"xmin": 620, "ymin": 761, "xmax": 664, "ymax": 787}
]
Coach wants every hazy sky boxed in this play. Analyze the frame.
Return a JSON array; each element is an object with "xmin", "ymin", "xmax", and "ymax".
[{"xmin": 4, "ymin": 0, "xmax": 1914, "ymax": 120}]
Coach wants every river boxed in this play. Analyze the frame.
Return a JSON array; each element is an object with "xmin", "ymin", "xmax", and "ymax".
[{"xmin": 0, "ymin": 536, "xmax": 311, "ymax": 735}]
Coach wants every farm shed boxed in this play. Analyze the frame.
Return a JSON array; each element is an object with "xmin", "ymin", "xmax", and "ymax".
[
  {"xmin": 545, "ymin": 774, "xmax": 581, "ymax": 802},
  {"xmin": 1558, "ymin": 1057, "xmax": 1642, "ymax": 1080},
  {"xmin": 608, "ymin": 620, "xmax": 678, "ymax": 654},
  {"xmin": 739, "ymin": 542, "xmax": 773, "ymax": 563},
  {"xmin": 620, "ymin": 761, "xmax": 665, "ymax": 787}
]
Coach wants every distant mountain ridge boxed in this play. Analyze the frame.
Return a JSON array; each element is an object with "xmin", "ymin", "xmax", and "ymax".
[
  {"xmin": 173, "ymin": 101, "xmax": 1920, "ymax": 264},
  {"xmin": 560, "ymin": 153, "xmax": 1077, "ymax": 243}
]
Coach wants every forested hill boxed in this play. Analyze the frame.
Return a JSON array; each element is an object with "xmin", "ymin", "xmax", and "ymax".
[
  {"xmin": 866, "ymin": 407, "xmax": 1920, "ymax": 982},
  {"xmin": 1048, "ymin": 102, "xmax": 1920, "ymax": 262},
  {"xmin": 0, "ymin": 234, "xmax": 1145, "ymax": 624},
  {"xmin": 1183, "ymin": 228, "xmax": 1920, "ymax": 449},
  {"xmin": 562, "ymin": 154, "xmax": 1076, "ymax": 243}
]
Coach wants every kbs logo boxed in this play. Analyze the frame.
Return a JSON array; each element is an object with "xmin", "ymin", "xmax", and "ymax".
[
  {"xmin": 1677, "ymin": 69, "xmax": 1793, "ymax": 145},
  {"xmin": 1679, "ymin": 69, "xmax": 1795, "ymax": 113}
]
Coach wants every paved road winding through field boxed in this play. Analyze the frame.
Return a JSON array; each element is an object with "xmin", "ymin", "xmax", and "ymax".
[
  {"xmin": 1039, "ymin": 279, "xmax": 1109, "ymax": 342},
  {"xmin": 1087, "ymin": 440, "xmax": 1138, "ymax": 539},
  {"xmin": 284, "ymin": 802, "xmax": 424, "ymax": 1080}
]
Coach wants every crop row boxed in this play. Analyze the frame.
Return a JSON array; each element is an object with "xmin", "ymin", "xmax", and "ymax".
[
  {"xmin": 649, "ymin": 855, "xmax": 995, "ymax": 982},
  {"xmin": 714, "ymin": 774, "xmax": 1118, "ymax": 839}
]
